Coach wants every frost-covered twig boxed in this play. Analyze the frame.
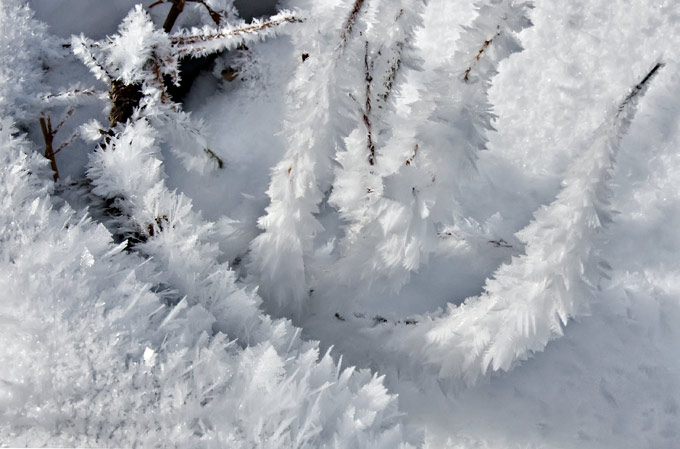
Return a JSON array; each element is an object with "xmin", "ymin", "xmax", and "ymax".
[
  {"xmin": 328, "ymin": 0, "xmax": 428, "ymax": 288},
  {"xmin": 171, "ymin": 12, "xmax": 301, "ymax": 57},
  {"xmin": 37, "ymin": 87, "xmax": 108, "ymax": 107},
  {"xmin": 71, "ymin": 5, "xmax": 298, "ymax": 170},
  {"xmin": 329, "ymin": 0, "xmax": 531, "ymax": 291},
  {"xmin": 248, "ymin": 0, "xmax": 372, "ymax": 315},
  {"xmin": 394, "ymin": 61, "xmax": 664, "ymax": 386}
]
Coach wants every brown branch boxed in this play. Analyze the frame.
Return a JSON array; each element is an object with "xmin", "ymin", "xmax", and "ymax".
[
  {"xmin": 152, "ymin": 0, "xmax": 223, "ymax": 26},
  {"xmin": 149, "ymin": 56, "xmax": 175, "ymax": 106},
  {"xmin": 192, "ymin": 0, "xmax": 223, "ymax": 26},
  {"xmin": 204, "ymin": 148, "xmax": 224, "ymax": 168},
  {"xmin": 39, "ymin": 116, "xmax": 59, "ymax": 181},
  {"xmin": 163, "ymin": 0, "xmax": 186, "ymax": 33}
]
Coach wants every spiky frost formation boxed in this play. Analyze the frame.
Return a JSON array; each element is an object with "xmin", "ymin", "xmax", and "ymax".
[
  {"xmin": 332, "ymin": 0, "xmax": 532, "ymax": 291},
  {"xmin": 395, "ymin": 62, "xmax": 663, "ymax": 386},
  {"xmin": 0, "ymin": 0, "xmax": 50, "ymax": 121},
  {"xmin": 73, "ymin": 5, "xmax": 297, "ymax": 173},
  {"xmin": 0, "ymin": 116, "xmax": 414, "ymax": 447},
  {"xmin": 248, "ymin": 0, "xmax": 375, "ymax": 315},
  {"xmin": 330, "ymin": 0, "xmax": 427, "ymax": 252}
]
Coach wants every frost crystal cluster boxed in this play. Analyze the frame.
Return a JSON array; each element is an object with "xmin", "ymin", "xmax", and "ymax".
[{"xmin": 1, "ymin": 0, "xmax": 680, "ymax": 447}]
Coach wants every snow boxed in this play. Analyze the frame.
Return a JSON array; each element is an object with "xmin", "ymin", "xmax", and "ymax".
[{"xmin": 3, "ymin": 0, "xmax": 680, "ymax": 447}]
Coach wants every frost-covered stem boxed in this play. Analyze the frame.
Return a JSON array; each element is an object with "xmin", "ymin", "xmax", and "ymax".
[
  {"xmin": 322, "ymin": 0, "xmax": 429, "ymax": 291},
  {"xmin": 171, "ymin": 13, "xmax": 301, "ymax": 57},
  {"xmin": 149, "ymin": 56, "xmax": 175, "ymax": 106},
  {"xmin": 38, "ymin": 88, "xmax": 107, "ymax": 107},
  {"xmin": 71, "ymin": 37, "xmax": 111, "ymax": 84},
  {"xmin": 397, "ymin": 62, "xmax": 664, "ymax": 386},
  {"xmin": 341, "ymin": 0, "xmax": 531, "ymax": 286},
  {"xmin": 340, "ymin": 0, "xmax": 368, "ymax": 48},
  {"xmin": 462, "ymin": 29, "xmax": 500, "ymax": 82},
  {"xmin": 418, "ymin": 0, "xmax": 533, "ymax": 222},
  {"xmin": 152, "ymin": 0, "xmax": 225, "ymax": 30},
  {"xmin": 249, "ymin": 0, "xmax": 371, "ymax": 315},
  {"xmin": 363, "ymin": 41, "xmax": 376, "ymax": 165}
]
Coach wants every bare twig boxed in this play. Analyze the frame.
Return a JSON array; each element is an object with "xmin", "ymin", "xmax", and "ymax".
[
  {"xmin": 39, "ymin": 116, "xmax": 59, "ymax": 181},
  {"xmin": 163, "ymin": 0, "xmax": 186, "ymax": 32},
  {"xmin": 334, "ymin": 311, "xmax": 418, "ymax": 326},
  {"xmin": 488, "ymin": 238, "xmax": 513, "ymax": 248},
  {"xmin": 192, "ymin": 0, "xmax": 223, "ymax": 25},
  {"xmin": 151, "ymin": 0, "xmax": 223, "ymax": 28}
]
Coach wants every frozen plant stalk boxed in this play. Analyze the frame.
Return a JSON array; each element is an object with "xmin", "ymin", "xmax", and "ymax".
[{"xmin": 400, "ymin": 62, "xmax": 665, "ymax": 386}]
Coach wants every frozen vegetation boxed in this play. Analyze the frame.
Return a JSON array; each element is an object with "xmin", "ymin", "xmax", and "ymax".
[{"xmin": 1, "ymin": 0, "xmax": 680, "ymax": 447}]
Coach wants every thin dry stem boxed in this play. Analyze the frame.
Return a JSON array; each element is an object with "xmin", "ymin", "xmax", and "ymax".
[{"xmin": 39, "ymin": 116, "xmax": 59, "ymax": 181}]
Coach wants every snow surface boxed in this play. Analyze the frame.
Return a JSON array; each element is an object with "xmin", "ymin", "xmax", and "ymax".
[{"xmin": 2, "ymin": 0, "xmax": 680, "ymax": 447}]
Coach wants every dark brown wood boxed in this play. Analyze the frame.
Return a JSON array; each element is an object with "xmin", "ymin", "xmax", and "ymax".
[
  {"xmin": 163, "ymin": 0, "xmax": 186, "ymax": 33},
  {"xmin": 109, "ymin": 80, "xmax": 144, "ymax": 128},
  {"xmin": 39, "ymin": 116, "xmax": 59, "ymax": 181}
]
